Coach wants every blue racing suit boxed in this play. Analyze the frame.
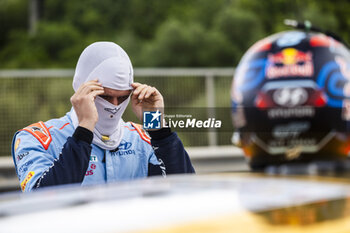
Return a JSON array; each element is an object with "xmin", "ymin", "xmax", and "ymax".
[{"xmin": 11, "ymin": 110, "xmax": 195, "ymax": 192}]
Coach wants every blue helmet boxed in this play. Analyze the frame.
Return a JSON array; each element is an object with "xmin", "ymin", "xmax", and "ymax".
[{"xmin": 231, "ymin": 29, "xmax": 350, "ymax": 170}]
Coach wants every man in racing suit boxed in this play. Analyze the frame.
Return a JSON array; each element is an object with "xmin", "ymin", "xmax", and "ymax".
[{"xmin": 11, "ymin": 42, "xmax": 195, "ymax": 192}]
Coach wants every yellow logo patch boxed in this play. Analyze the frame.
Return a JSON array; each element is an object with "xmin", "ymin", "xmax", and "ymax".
[
  {"xmin": 21, "ymin": 171, "xmax": 35, "ymax": 192},
  {"xmin": 14, "ymin": 138, "xmax": 20, "ymax": 152}
]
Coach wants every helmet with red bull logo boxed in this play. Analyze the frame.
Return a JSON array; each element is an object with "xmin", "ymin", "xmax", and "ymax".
[{"xmin": 231, "ymin": 25, "xmax": 350, "ymax": 172}]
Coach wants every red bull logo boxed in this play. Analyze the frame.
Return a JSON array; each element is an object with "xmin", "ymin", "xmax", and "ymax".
[{"xmin": 266, "ymin": 48, "xmax": 314, "ymax": 79}]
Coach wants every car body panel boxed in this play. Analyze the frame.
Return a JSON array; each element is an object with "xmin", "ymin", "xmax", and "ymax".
[{"xmin": 1, "ymin": 174, "xmax": 350, "ymax": 232}]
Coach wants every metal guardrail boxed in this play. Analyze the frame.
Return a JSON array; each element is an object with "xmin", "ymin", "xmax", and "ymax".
[
  {"xmin": 0, "ymin": 68, "xmax": 234, "ymax": 78},
  {"xmin": 187, "ymin": 146, "xmax": 249, "ymax": 174},
  {"xmin": 0, "ymin": 146, "xmax": 247, "ymax": 193}
]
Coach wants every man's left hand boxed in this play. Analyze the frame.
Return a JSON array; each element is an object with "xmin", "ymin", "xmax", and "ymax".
[{"xmin": 131, "ymin": 82, "xmax": 164, "ymax": 121}]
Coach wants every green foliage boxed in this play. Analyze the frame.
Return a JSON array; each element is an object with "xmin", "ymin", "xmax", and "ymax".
[
  {"xmin": 0, "ymin": 22, "xmax": 83, "ymax": 68},
  {"xmin": 212, "ymin": 6, "xmax": 264, "ymax": 65},
  {"xmin": 140, "ymin": 19, "xmax": 211, "ymax": 66},
  {"xmin": 0, "ymin": 0, "xmax": 348, "ymax": 68},
  {"xmin": 0, "ymin": 0, "xmax": 27, "ymax": 47},
  {"xmin": 35, "ymin": 22, "xmax": 83, "ymax": 66}
]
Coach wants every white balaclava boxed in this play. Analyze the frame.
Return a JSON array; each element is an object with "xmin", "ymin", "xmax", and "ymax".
[{"xmin": 71, "ymin": 42, "xmax": 133, "ymax": 150}]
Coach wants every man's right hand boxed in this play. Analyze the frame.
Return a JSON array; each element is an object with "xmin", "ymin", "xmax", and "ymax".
[{"xmin": 70, "ymin": 79, "xmax": 104, "ymax": 132}]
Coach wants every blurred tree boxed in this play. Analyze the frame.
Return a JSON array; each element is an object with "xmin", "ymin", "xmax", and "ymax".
[
  {"xmin": 213, "ymin": 5, "xmax": 264, "ymax": 65},
  {"xmin": 35, "ymin": 22, "xmax": 83, "ymax": 66},
  {"xmin": 0, "ymin": 0, "xmax": 348, "ymax": 68},
  {"xmin": 0, "ymin": 0, "xmax": 27, "ymax": 47}
]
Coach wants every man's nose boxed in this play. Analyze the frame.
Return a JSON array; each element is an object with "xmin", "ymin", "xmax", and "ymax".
[{"xmin": 110, "ymin": 98, "xmax": 119, "ymax": 106}]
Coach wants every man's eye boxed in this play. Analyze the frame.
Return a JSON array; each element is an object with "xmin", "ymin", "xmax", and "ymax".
[
  {"xmin": 100, "ymin": 95, "xmax": 112, "ymax": 101},
  {"xmin": 117, "ymin": 96, "xmax": 129, "ymax": 103}
]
